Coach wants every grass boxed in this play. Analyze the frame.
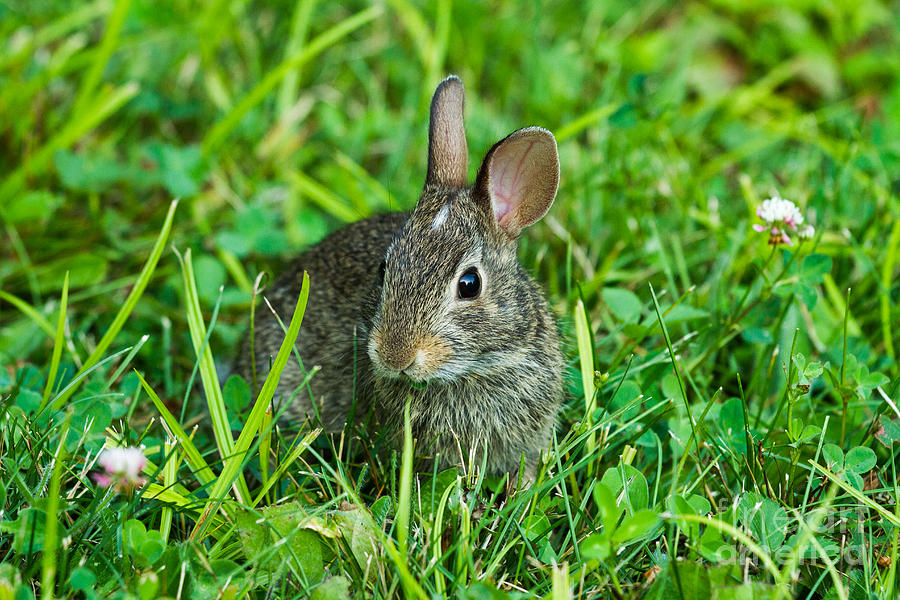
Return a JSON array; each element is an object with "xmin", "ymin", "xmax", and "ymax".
[{"xmin": 2, "ymin": 0, "xmax": 900, "ymax": 598}]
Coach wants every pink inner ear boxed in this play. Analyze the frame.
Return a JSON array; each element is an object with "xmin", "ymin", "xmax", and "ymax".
[{"xmin": 490, "ymin": 139, "xmax": 537, "ymax": 227}]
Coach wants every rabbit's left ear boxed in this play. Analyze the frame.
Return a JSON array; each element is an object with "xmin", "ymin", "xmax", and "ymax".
[{"xmin": 474, "ymin": 127, "xmax": 559, "ymax": 235}]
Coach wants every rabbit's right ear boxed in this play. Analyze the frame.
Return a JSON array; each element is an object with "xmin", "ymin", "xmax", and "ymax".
[
  {"xmin": 426, "ymin": 76, "xmax": 468, "ymax": 189},
  {"xmin": 474, "ymin": 127, "xmax": 559, "ymax": 236}
]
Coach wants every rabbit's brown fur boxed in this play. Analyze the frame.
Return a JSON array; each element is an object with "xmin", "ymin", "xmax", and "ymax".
[{"xmin": 237, "ymin": 76, "xmax": 563, "ymax": 477}]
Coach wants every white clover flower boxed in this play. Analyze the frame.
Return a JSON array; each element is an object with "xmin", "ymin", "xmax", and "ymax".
[
  {"xmin": 94, "ymin": 447, "xmax": 147, "ymax": 490},
  {"xmin": 752, "ymin": 194, "xmax": 811, "ymax": 246},
  {"xmin": 755, "ymin": 196, "xmax": 803, "ymax": 227}
]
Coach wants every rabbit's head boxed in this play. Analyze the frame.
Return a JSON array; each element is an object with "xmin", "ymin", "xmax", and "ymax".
[{"xmin": 367, "ymin": 76, "xmax": 559, "ymax": 386}]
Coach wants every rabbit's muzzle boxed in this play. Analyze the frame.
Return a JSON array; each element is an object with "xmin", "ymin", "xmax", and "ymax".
[{"xmin": 367, "ymin": 328, "xmax": 451, "ymax": 382}]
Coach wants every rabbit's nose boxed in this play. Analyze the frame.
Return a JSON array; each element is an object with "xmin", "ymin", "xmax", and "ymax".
[
  {"xmin": 370, "ymin": 330, "xmax": 417, "ymax": 373},
  {"xmin": 380, "ymin": 347, "xmax": 416, "ymax": 373}
]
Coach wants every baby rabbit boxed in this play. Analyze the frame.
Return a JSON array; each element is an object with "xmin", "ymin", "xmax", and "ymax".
[{"xmin": 238, "ymin": 76, "xmax": 563, "ymax": 478}]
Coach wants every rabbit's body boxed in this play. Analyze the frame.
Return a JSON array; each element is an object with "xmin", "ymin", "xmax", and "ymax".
[
  {"xmin": 238, "ymin": 212, "xmax": 405, "ymax": 430},
  {"xmin": 239, "ymin": 76, "xmax": 563, "ymax": 477}
]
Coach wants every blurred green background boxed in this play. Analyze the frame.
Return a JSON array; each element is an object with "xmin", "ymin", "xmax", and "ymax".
[{"xmin": 1, "ymin": 0, "xmax": 898, "ymax": 385}]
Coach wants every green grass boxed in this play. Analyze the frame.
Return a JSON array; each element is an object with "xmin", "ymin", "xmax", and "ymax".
[{"xmin": 2, "ymin": 0, "xmax": 900, "ymax": 598}]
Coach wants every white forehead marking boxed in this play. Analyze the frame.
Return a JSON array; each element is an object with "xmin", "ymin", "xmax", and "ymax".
[{"xmin": 431, "ymin": 202, "xmax": 451, "ymax": 231}]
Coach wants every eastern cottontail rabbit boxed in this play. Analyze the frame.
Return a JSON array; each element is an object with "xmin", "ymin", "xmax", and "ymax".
[{"xmin": 238, "ymin": 76, "xmax": 563, "ymax": 478}]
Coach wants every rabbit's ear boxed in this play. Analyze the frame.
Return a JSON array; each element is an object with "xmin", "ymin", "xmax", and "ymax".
[
  {"xmin": 474, "ymin": 127, "xmax": 559, "ymax": 234},
  {"xmin": 426, "ymin": 76, "xmax": 468, "ymax": 189}
]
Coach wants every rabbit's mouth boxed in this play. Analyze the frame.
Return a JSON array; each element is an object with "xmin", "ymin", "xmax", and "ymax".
[
  {"xmin": 400, "ymin": 373, "xmax": 430, "ymax": 390},
  {"xmin": 377, "ymin": 356, "xmax": 437, "ymax": 386}
]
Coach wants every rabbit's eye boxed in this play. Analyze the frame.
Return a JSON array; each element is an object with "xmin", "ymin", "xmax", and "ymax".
[
  {"xmin": 378, "ymin": 260, "xmax": 386, "ymax": 283},
  {"xmin": 457, "ymin": 267, "xmax": 481, "ymax": 299}
]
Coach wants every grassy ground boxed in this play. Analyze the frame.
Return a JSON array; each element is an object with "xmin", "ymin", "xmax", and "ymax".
[{"xmin": 2, "ymin": 0, "xmax": 900, "ymax": 598}]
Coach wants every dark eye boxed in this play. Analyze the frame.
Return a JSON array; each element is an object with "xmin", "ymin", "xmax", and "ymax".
[
  {"xmin": 457, "ymin": 267, "xmax": 481, "ymax": 299},
  {"xmin": 378, "ymin": 260, "xmax": 386, "ymax": 283}
]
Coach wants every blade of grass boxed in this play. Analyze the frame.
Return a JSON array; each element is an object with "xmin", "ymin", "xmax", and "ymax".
[
  {"xmin": 105, "ymin": 334, "xmax": 149, "ymax": 391},
  {"xmin": 41, "ymin": 412, "xmax": 72, "ymax": 600},
  {"xmin": 2, "ymin": 221, "xmax": 42, "ymax": 304},
  {"xmin": 556, "ymin": 104, "xmax": 619, "ymax": 142},
  {"xmin": 159, "ymin": 436, "xmax": 178, "ymax": 543},
  {"xmin": 736, "ymin": 373, "xmax": 755, "ymax": 480},
  {"xmin": 385, "ymin": 0, "xmax": 430, "ymax": 69},
  {"xmin": 177, "ymin": 280, "xmax": 225, "ymax": 423},
  {"xmin": 573, "ymin": 299, "xmax": 598, "ymax": 480},
  {"xmin": 396, "ymin": 398, "xmax": 414, "ymax": 558},
  {"xmin": 649, "ymin": 283, "xmax": 698, "ymax": 492},
  {"xmin": 258, "ymin": 404, "xmax": 273, "ymax": 500},
  {"xmin": 887, "ymin": 468, "xmax": 900, "ymax": 595},
  {"xmin": 822, "ymin": 274, "xmax": 861, "ymax": 337},
  {"xmin": 44, "ymin": 345, "xmax": 133, "ymax": 414},
  {"xmin": 215, "ymin": 246, "xmax": 253, "ymax": 294},
  {"xmin": 574, "ymin": 299, "xmax": 596, "ymax": 426},
  {"xmin": 70, "ymin": 0, "xmax": 132, "ymax": 118},
  {"xmin": 0, "ymin": 0, "xmax": 111, "ymax": 70},
  {"xmin": 809, "ymin": 460, "xmax": 900, "ymax": 527},
  {"xmin": 0, "ymin": 290, "xmax": 55, "ymax": 337},
  {"xmin": 251, "ymin": 429, "xmax": 320, "ymax": 508},
  {"xmin": 778, "ymin": 484, "xmax": 846, "ymax": 600},
  {"xmin": 177, "ymin": 247, "xmax": 250, "ymax": 504},
  {"xmin": 334, "ymin": 151, "xmax": 392, "ymax": 210},
  {"xmin": 880, "ymin": 219, "xmax": 900, "ymax": 366},
  {"xmin": 202, "ymin": 5, "xmax": 381, "ymax": 155},
  {"xmin": 191, "ymin": 271, "xmax": 310, "ymax": 541},
  {"xmin": 161, "ymin": 316, "xmax": 173, "ymax": 396},
  {"xmin": 194, "ymin": 0, "xmax": 234, "ymax": 109},
  {"xmin": 286, "ymin": 170, "xmax": 360, "ymax": 223},
  {"xmin": 4, "ymin": 33, "xmax": 88, "ymax": 110},
  {"xmin": 762, "ymin": 328, "xmax": 800, "ymax": 444},
  {"xmin": 135, "ymin": 371, "xmax": 216, "ymax": 487},
  {"xmin": 66, "ymin": 273, "xmax": 141, "ymax": 303},
  {"xmin": 455, "ymin": 482, "xmax": 471, "ymax": 586},
  {"xmin": 664, "ymin": 514, "xmax": 781, "ymax": 581},
  {"xmin": 312, "ymin": 452, "xmax": 429, "ymax": 599},
  {"xmin": 423, "ymin": 0, "xmax": 451, "ymax": 100},
  {"xmin": 40, "ymin": 273, "xmax": 69, "ymax": 410},
  {"xmin": 276, "ymin": 0, "xmax": 318, "ymax": 115},
  {"xmin": 52, "ymin": 198, "xmax": 177, "ymax": 409},
  {"xmin": 247, "ymin": 272, "xmax": 266, "ymax": 393},
  {"xmin": 0, "ymin": 82, "xmax": 139, "ymax": 207},
  {"xmin": 431, "ymin": 475, "xmax": 458, "ymax": 596},
  {"xmin": 840, "ymin": 288, "xmax": 850, "ymax": 446},
  {"xmin": 144, "ymin": 483, "xmax": 225, "ymax": 530},
  {"xmin": 550, "ymin": 562, "xmax": 570, "ymax": 600}
]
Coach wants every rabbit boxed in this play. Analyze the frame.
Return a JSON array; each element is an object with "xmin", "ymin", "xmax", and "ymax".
[{"xmin": 237, "ymin": 75, "xmax": 563, "ymax": 479}]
